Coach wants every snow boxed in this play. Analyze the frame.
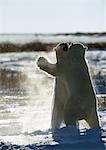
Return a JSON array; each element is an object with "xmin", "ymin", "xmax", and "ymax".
[
  {"xmin": 0, "ymin": 34, "xmax": 106, "ymax": 44},
  {"xmin": 0, "ymin": 50, "xmax": 105, "ymax": 149},
  {"xmin": 0, "ymin": 125, "xmax": 106, "ymax": 149}
]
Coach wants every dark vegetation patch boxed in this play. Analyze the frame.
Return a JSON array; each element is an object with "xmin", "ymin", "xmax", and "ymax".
[
  {"xmin": 0, "ymin": 41, "xmax": 106, "ymax": 53},
  {"xmin": 0, "ymin": 32, "xmax": 106, "ymax": 53}
]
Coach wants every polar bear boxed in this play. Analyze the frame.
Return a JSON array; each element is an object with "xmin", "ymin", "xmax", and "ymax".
[
  {"xmin": 37, "ymin": 43, "xmax": 100, "ymax": 129},
  {"xmin": 50, "ymin": 43, "xmax": 69, "ymax": 129},
  {"xmin": 37, "ymin": 43, "xmax": 69, "ymax": 130}
]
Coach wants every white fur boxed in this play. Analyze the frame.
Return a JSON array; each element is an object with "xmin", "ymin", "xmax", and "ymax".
[{"xmin": 37, "ymin": 43, "xmax": 100, "ymax": 129}]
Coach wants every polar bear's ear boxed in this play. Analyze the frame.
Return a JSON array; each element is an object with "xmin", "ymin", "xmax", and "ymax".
[
  {"xmin": 69, "ymin": 43, "xmax": 74, "ymax": 46},
  {"xmin": 68, "ymin": 42, "xmax": 73, "ymax": 48},
  {"xmin": 68, "ymin": 42, "xmax": 72, "ymax": 46},
  {"xmin": 79, "ymin": 43, "xmax": 88, "ymax": 51},
  {"xmin": 83, "ymin": 45, "xmax": 88, "ymax": 51}
]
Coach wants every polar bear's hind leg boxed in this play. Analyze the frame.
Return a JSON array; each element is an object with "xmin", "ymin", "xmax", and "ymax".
[
  {"xmin": 51, "ymin": 102, "xmax": 64, "ymax": 129},
  {"xmin": 64, "ymin": 101, "xmax": 77, "ymax": 126},
  {"xmin": 86, "ymin": 111, "xmax": 100, "ymax": 128}
]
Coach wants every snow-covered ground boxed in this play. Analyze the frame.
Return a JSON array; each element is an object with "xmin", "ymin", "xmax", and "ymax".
[
  {"xmin": 0, "ymin": 50, "xmax": 105, "ymax": 149},
  {"xmin": 0, "ymin": 34, "xmax": 106, "ymax": 44}
]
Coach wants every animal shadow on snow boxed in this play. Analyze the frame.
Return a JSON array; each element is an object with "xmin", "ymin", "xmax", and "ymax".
[{"xmin": 52, "ymin": 126, "xmax": 105, "ymax": 150}]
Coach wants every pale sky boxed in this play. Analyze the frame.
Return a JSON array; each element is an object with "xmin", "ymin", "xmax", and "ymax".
[{"xmin": 0, "ymin": 0, "xmax": 105, "ymax": 33}]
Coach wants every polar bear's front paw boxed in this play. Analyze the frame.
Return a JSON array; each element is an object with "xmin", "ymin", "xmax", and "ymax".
[{"xmin": 37, "ymin": 57, "xmax": 48, "ymax": 69}]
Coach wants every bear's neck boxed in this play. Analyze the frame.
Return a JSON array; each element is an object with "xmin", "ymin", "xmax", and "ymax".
[{"xmin": 66, "ymin": 54, "xmax": 85, "ymax": 63}]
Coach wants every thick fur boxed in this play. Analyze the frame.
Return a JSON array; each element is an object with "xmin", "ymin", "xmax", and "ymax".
[
  {"xmin": 37, "ymin": 43, "xmax": 100, "ymax": 129},
  {"xmin": 37, "ymin": 43, "xmax": 69, "ymax": 130}
]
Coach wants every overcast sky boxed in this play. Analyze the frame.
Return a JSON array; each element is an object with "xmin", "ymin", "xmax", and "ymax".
[{"xmin": 0, "ymin": 0, "xmax": 105, "ymax": 33}]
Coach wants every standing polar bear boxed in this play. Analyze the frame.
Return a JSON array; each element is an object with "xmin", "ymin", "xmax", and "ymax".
[{"xmin": 37, "ymin": 43, "xmax": 100, "ymax": 129}]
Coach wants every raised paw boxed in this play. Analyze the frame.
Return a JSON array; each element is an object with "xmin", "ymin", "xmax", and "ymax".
[{"xmin": 37, "ymin": 57, "xmax": 48, "ymax": 69}]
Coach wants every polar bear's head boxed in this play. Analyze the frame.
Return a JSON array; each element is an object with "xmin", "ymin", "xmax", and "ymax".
[
  {"xmin": 53, "ymin": 43, "xmax": 69, "ymax": 62},
  {"xmin": 69, "ymin": 43, "xmax": 88, "ymax": 58}
]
